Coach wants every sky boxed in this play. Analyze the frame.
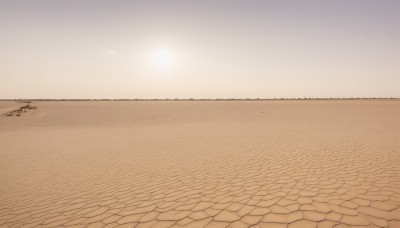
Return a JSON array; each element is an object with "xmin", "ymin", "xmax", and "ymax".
[{"xmin": 0, "ymin": 0, "xmax": 399, "ymax": 99}]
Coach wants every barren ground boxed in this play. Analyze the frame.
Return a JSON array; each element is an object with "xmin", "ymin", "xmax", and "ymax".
[{"xmin": 0, "ymin": 100, "xmax": 399, "ymax": 228}]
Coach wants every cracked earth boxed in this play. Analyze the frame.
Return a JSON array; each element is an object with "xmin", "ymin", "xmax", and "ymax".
[{"xmin": 0, "ymin": 100, "xmax": 399, "ymax": 228}]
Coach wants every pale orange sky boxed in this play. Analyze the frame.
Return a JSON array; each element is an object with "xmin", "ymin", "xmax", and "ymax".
[{"xmin": 0, "ymin": 0, "xmax": 399, "ymax": 99}]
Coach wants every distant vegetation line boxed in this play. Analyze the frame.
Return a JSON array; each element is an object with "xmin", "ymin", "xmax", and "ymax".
[{"xmin": 0, "ymin": 98, "xmax": 398, "ymax": 101}]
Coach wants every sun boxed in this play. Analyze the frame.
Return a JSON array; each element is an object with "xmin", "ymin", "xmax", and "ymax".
[{"xmin": 151, "ymin": 48, "xmax": 174, "ymax": 69}]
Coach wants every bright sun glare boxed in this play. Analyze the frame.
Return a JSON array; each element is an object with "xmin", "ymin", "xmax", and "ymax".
[{"xmin": 151, "ymin": 49, "xmax": 174, "ymax": 69}]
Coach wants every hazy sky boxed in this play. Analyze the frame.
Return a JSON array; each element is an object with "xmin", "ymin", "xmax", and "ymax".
[{"xmin": 1, "ymin": 0, "xmax": 399, "ymax": 99}]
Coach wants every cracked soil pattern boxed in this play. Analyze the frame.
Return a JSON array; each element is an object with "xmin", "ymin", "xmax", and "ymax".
[{"xmin": 0, "ymin": 100, "xmax": 399, "ymax": 228}]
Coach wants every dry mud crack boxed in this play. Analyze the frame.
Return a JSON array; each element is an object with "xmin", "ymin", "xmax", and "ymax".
[{"xmin": 0, "ymin": 100, "xmax": 399, "ymax": 228}]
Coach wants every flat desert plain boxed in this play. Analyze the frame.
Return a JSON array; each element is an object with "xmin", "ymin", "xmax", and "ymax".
[{"xmin": 0, "ymin": 100, "xmax": 399, "ymax": 228}]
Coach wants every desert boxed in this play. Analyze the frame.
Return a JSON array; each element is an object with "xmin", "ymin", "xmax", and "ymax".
[
  {"xmin": 0, "ymin": 100, "xmax": 399, "ymax": 227},
  {"xmin": 2, "ymin": 0, "xmax": 400, "ymax": 227}
]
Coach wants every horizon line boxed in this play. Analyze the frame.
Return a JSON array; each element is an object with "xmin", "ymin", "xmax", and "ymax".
[{"xmin": 0, "ymin": 97, "xmax": 399, "ymax": 101}]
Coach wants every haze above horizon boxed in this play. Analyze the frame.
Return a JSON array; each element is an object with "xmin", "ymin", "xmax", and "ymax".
[{"xmin": 1, "ymin": 0, "xmax": 399, "ymax": 99}]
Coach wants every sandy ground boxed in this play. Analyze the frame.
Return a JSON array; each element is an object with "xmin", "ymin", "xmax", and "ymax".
[{"xmin": 0, "ymin": 100, "xmax": 399, "ymax": 228}]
